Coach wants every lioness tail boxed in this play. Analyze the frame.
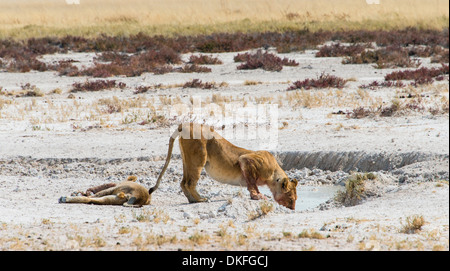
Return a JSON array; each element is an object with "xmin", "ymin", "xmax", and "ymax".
[{"xmin": 149, "ymin": 128, "xmax": 179, "ymax": 195}]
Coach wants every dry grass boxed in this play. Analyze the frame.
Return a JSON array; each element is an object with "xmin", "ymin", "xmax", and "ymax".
[
  {"xmin": 282, "ymin": 88, "xmax": 381, "ymax": 109},
  {"xmin": 1, "ymin": 81, "xmax": 446, "ymax": 131},
  {"xmin": 400, "ymin": 215, "xmax": 426, "ymax": 234},
  {"xmin": 0, "ymin": 0, "xmax": 448, "ymax": 39},
  {"xmin": 248, "ymin": 201, "xmax": 274, "ymax": 221},
  {"xmin": 335, "ymin": 173, "xmax": 377, "ymax": 206},
  {"xmin": 298, "ymin": 229, "xmax": 325, "ymax": 240},
  {"xmin": 0, "ymin": 213, "xmax": 446, "ymax": 250}
]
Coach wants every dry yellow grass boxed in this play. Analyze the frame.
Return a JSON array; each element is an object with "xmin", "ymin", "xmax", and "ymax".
[{"xmin": 0, "ymin": 0, "xmax": 448, "ymax": 39}]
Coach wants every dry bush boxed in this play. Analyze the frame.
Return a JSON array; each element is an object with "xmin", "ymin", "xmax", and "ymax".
[
  {"xmin": 71, "ymin": 80, "xmax": 126, "ymax": 92},
  {"xmin": 55, "ymin": 60, "xmax": 80, "ymax": 76},
  {"xmin": 0, "ymin": 46, "xmax": 48, "ymax": 72},
  {"xmin": 175, "ymin": 64, "xmax": 211, "ymax": 73},
  {"xmin": 0, "ymin": 27, "xmax": 448, "ymax": 73},
  {"xmin": 316, "ymin": 43, "xmax": 371, "ymax": 57},
  {"xmin": 188, "ymin": 54, "xmax": 222, "ymax": 65},
  {"xmin": 384, "ymin": 64, "xmax": 449, "ymax": 81},
  {"xmin": 74, "ymin": 47, "xmax": 181, "ymax": 77},
  {"xmin": 134, "ymin": 85, "xmax": 154, "ymax": 94},
  {"xmin": 183, "ymin": 79, "xmax": 217, "ymax": 89},
  {"xmin": 248, "ymin": 201, "xmax": 274, "ymax": 221},
  {"xmin": 288, "ymin": 73, "xmax": 347, "ymax": 90},
  {"xmin": 400, "ymin": 215, "xmax": 426, "ymax": 234},
  {"xmin": 298, "ymin": 229, "xmax": 325, "ymax": 239},
  {"xmin": 345, "ymin": 97, "xmax": 445, "ymax": 119},
  {"xmin": 359, "ymin": 80, "xmax": 405, "ymax": 90},
  {"xmin": 235, "ymin": 49, "xmax": 298, "ymax": 72},
  {"xmin": 1, "ymin": 83, "xmax": 45, "ymax": 98},
  {"xmin": 346, "ymin": 106, "xmax": 376, "ymax": 119},
  {"xmin": 0, "ymin": 28, "xmax": 447, "ymax": 77},
  {"xmin": 344, "ymin": 46, "xmax": 420, "ymax": 69},
  {"xmin": 431, "ymin": 48, "xmax": 449, "ymax": 63},
  {"xmin": 407, "ymin": 45, "xmax": 449, "ymax": 62},
  {"xmin": 335, "ymin": 173, "xmax": 376, "ymax": 206}
]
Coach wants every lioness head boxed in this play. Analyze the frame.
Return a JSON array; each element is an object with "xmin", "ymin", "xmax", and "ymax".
[{"xmin": 273, "ymin": 177, "xmax": 298, "ymax": 210}]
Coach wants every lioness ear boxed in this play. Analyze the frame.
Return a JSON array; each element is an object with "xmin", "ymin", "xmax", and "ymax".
[
  {"xmin": 282, "ymin": 178, "xmax": 297, "ymax": 191},
  {"xmin": 127, "ymin": 176, "xmax": 137, "ymax": 182}
]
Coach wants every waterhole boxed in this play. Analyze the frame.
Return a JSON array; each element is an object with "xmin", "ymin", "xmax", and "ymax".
[{"xmin": 260, "ymin": 185, "xmax": 344, "ymax": 211}]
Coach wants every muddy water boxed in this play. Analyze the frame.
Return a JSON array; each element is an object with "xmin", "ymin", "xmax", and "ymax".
[{"xmin": 260, "ymin": 185, "xmax": 343, "ymax": 211}]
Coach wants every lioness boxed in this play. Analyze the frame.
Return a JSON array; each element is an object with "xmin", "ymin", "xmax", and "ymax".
[
  {"xmin": 149, "ymin": 123, "xmax": 298, "ymax": 210},
  {"xmin": 59, "ymin": 176, "xmax": 150, "ymax": 207}
]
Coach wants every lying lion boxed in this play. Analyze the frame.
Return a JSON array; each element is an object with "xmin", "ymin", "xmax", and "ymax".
[
  {"xmin": 59, "ymin": 176, "xmax": 150, "ymax": 207},
  {"xmin": 149, "ymin": 123, "xmax": 298, "ymax": 210}
]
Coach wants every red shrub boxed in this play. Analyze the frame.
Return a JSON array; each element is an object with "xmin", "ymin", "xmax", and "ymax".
[
  {"xmin": 175, "ymin": 64, "xmax": 211, "ymax": 73},
  {"xmin": 384, "ymin": 64, "xmax": 449, "ymax": 81},
  {"xmin": 188, "ymin": 55, "xmax": 223, "ymax": 65},
  {"xmin": 359, "ymin": 80, "xmax": 405, "ymax": 90},
  {"xmin": 54, "ymin": 60, "xmax": 80, "ymax": 76},
  {"xmin": 344, "ymin": 46, "xmax": 420, "ymax": 69},
  {"xmin": 182, "ymin": 79, "xmax": 216, "ymax": 89},
  {"xmin": 134, "ymin": 85, "xmax": 154, "ymax": 94},
  {"xmin": 235, "ymin": 49, "xmax": 298, "ymax": 72},
  {"xmin": 316, "ymin": 43, "xmax": 370, "ymax": 57},
  {"xmin": 71, "ymin": 80, "xmax": 126, "ymax": 92},
  {"xmin": 73, "ymin": 47, "xmax": 181, "ymax": 77},
  {"xmin": 288, "ymin": 73, "xmax": 347, "ymax": 90}
]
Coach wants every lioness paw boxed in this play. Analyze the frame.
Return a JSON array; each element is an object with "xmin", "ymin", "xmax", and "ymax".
[{"xmin": 250, "ymin": 193, "xmax": 268, "ymax": 200}]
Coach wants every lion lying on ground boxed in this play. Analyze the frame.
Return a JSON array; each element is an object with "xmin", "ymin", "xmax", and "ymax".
[
  {"xmin": 149, "ymin": 123, "xmax": 298, "ymax": 210},
  {"xmin": 59, "ymin": 176, "xmax": 150, "ymax": 207}
]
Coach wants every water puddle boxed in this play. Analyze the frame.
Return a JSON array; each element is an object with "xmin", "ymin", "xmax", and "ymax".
[
  {"xmin": 295, "ymin": 185, "xmax": 343, "ymax": 211},
  {"xmin": 260, "ymin": 185, "xmax": 343, "ymax": 211}
]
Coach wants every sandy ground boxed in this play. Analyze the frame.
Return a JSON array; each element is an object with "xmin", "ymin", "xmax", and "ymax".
[{"xmin": 0, "ymin": 48, "xmax": 448, "ymax": 251}]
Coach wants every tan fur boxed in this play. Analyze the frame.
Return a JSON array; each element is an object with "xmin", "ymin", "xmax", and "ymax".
[
  {"xmin": 59, "ymin": 176, "xmax": 150, "ymax": 207},
  {"xmin": 149, "ymin": 123, "xmax": 298, "ymax": 210},
  {"xmin": 72, "ymin": 183, "xmax": 117, "ymax": 196}
]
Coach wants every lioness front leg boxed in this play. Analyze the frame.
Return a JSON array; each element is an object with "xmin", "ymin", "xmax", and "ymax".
[
  {"xmin": 241, "ymin": 168, "xmax": 264, "ymax": 200},
  {"xmin": 239, "ymin": 155, "xmax": 268, "ymax": 200},
  {"xmin": 245, "ymin": 180, "xmax": 268, "ymax": 200}
]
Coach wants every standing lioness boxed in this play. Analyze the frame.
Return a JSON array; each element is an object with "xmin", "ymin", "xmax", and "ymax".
[{"xmin": 149, "ymin": 123, "xmax": 298, "ymax": 210}]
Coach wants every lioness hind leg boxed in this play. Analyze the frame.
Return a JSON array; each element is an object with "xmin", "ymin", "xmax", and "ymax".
[
  {"xmin": 59, "ymin": 195, "xmax": 127, "ymax": 205},
  {"xmin": 179, "ymin": 139, "xmax": 207, "ymax": 203},
  {"xmin": 59, "ymin": 196, "xmax": 91, "ymax": 204},
  {"xmin": 91, "ymin": 187, "xmax": 117, "ymax": 197},
  {"xmin": 88, "ymin": 195, "xmax": 128, "ymax": 205},
  {"xmin": 181, "ymin": 168, "xmax": 207, "ymax": 203},
  {"xmin": 85, "ymin": 183, "xmax": 116, "ymax": 196}
]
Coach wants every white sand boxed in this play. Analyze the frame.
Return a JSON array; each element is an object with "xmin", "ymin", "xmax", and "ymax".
[{"xmin": 0, "ymin": 49, "xmax": 448, "ymax": 250}]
